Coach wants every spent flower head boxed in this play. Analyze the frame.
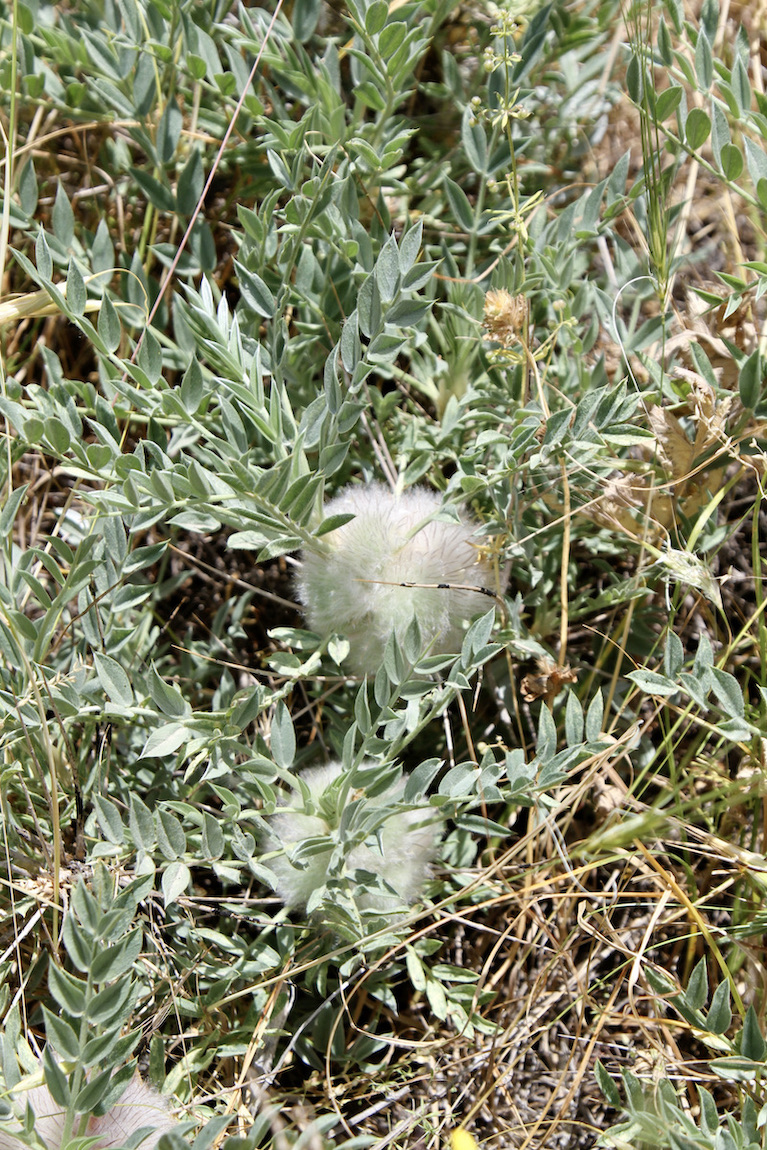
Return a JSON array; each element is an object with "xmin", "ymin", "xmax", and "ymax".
[
  {"xmin": 263, "ymin": 761, "xmax": 440, "ymax": 914},
  {"xmin": 297, "ymin": 483, "xmax": 493, "ymax": 676},
  {"xmin": 483, "ymin": 289, "xmax": 527, "ymax": 348}
]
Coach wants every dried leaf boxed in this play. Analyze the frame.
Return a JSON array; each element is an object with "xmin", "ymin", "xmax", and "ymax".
[{"xmin": 648, "ymin": 405, "xmax": 694, "ymax": 479}]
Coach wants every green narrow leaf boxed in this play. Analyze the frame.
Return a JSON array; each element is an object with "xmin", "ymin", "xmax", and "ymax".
[
  {"xmin": 626, "ymin": 54, "xmax": 643, "ymax": 103},
  {"xmin": 43, "ymin": 1045, "xmax": 70, "ymax": 1107},
  {"xmin": 627, "ymin": 669, "xmax": 680, "ymax": 697},
  {"xmin": 293, "ymin": 0, "xmax": 321, "ymax": 39},
  {"xmin": 157, "ymin": 97, "xmax": 183, "ymax": 165},
  {"xmin": 656, "ymin": 17, "xmax": 673, "ymax": 66},
  {"xmin": 35, "ymin": 230, "xmax": 53, "ymax": 281},
  {"xmin": 18, "ymin": 159, "xmax": 38, "ymax": 215},
  {"xmin": 564, "ymin": 690, "xmax": 583, "ymax": 744},
  {"xmin": 655, "ymin": 84, "xmax": 682, "ymax": 121},
  {"xmin": 739, "ymin": 349, "xmax": 762, "ymax": 409},
  {"xmin": 88, "ymin": 978, "xmax": 135, "ymax": 1026},
  {"xmin": 129, "ymin": 793, "xmax": 156, "ymax": 851},
  {"xmin": 663, "ymin": 631, "xmax": 684, "ymax": 678},
  {"xmin": 731, "ymin": 57, "xmax": 751, "ymax": 115},
  {"xmin": 72, "ymin": 1065, "xmax": 116, "ymax": 1115},
  {"xmin": 180, "ymin": 358, "xmax": 203, "ymax": 414},
  {"xmin": 398, "ymin": 218, "xmax": 423, "ymax": 274},
  {"xmin": 694, "ymin": 30, "xmax": 713, "ymax": 90},
  {"xmin": 235, "ymin": 261, "xmax": 276, "ymax": 318},
  {"xmin": 357, "ymin": 273, "xmax": 382, "ymax": 337},
  {"xmin": 156, "ymin": 808, "xmax": 186, "ymax": 859},
  {"xmin": 444, "ymin": 177, "xmax": 475, "ymax": 233},
  {"xmin": 684, "ymin": 108, "xmax": 711, "ymax": 150},
  {"xmin": 162, "ymin": 860, "xmax": 191, "ymax": 907},
  {"xmin": 607, "ymin": 151, "xmax": 630, "ymax": 202},
  {"xmin": 585, "ymin": 690, "xmax": 604, "ymax": 741},
  {"xmin": 425, "ymin": 977, "xmax": 448, "ymax": 1020},
  {"xmin": 93, "ymin": 651, "xmax": 134, "ymax": 707},
  {"xmin": 148, "ymin": 665, "xmax": 189, "ymax": 718},
  {"xmin": 595, "ymin": 1060, "xmax": 622, "ymax": 1108},
  {"xmin": 91, "ymin": 218, "xmax": 115, "ymax": 274},
  {"xmin": 386, "ymin": 298, "xmax": 431, "ymax": 327},
  {"xmin": 0, "ymin": 484, "xmax": 29, "ymax": 539},
  {"xmin": 699, "ymin": 0, "xmax": 718, "ymax": 41},
  {"xmin": 402, "ymin": 260, "xmax": 438, "ymax": 292},
  {"xmin": 93, "ymin": 795, "xmax": 125, "ymax": 845},
  {"xmin": 740, "ymin": 1005, "xmax": 766, "ymax": 1061},
  {"xmin": 52, "ymin": 182, "xmax": 74, "ymax": 248},
  {"xmin": 62, "ymin": 913, "xmax": 94, "ymax": 974},
  {"xmin": 684, "ymin": 957, "xmax": 708, "ymax": 1012},
  {"xmin": 340, "ymin": 309, "xmax": 360, "ymax": 373},
  {"xmin": 710, "ymin": 101, "xmax": 730, "ymax": 168},
  {"xmin": 80, "ymin": 1030, "xmax": 138, "ymax": 1071},
  {"xmin": 405, "ymin": 945, "xmax": 427, "ymax": 991},
  {"xmin": 375, "ymin": 235, "xmax": 400, "ymax": 302},
  {"xmin": 91, "ymin": 928, "xmax": 142, "ymax": 982},
  {"xmin": 201, "ymin": 812, "xmax": 225, "ymax": 860},
  {"xmin": 131, "ymin": 168, "xmax": 175, "ymax": 212},
  {"xmin": 705, "ymin": 980, "xmax": 732, "ymax": 1035},
  {"xmin": 461, "ymin": 104, "xmax": 487, "ymax": 173},
  {"xmin": 42, "ymin": 1007, "xmax": 80, "ymax": 1061},
  {"xmin": 141, "ymin": 722, "xmax": 188, "ymax": 759},
  {"xmin": 710, "ymin": 666, "xmax": 745, "ymax": 718},
  {"xmin": 97, "ymin": 294, "xmax": 121, "ymax": 353},
  {"xmin": 138, "ymin": 327, "xmax": 163, "ymax": 385},
  {"xmin": 177, "ymin": 147, "xmax": 204, "ymax": 215},
  {"xmin": 536, "ymin": 698, "xmax": 557, "ymax": 759},
  {"xmin": 271, "ymin": 700, "xmax": 296, "ymax": 769},
  {"xmin": 47, "ymin": 964, "xmax": 87, "ymax": 1016}
]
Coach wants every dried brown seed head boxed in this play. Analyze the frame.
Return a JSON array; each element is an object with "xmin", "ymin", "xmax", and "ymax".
[{"xmin": 482, "ymin": 289, "xmax": 526, "ymax": 348}]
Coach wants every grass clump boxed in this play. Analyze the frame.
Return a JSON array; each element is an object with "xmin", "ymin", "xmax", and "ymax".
[{"xmin": 0, "ymin": 0, "xmax": 767, "ymax": 1147}]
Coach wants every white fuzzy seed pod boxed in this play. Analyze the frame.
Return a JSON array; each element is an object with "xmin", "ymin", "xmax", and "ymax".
[
  {"xmin": 0, "ymin": 1076, "xmax": 179, "ymax": 1150},
  {"xmin": 264, "ymin": 761, "xmax": 439, "ymax": 913},
  {"xmin": 297, "ymin": 483, "xmax": 492, "ymax": 675}
]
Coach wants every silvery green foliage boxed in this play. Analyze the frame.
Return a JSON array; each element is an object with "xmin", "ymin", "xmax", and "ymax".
[
  {"xmin": 6, "ymin": 0, "xmax": 765, "ymax": 1123},
  {"xmin": 297, "ymin": 484, "xmax": 493, "ymax": 676},
  {"xmin": 0, "ymin": 1076, "xmax": 178, "ymax": 1150},
  {"xmin": 0, "ymin": 866, "xmax": 188, "ymax": 1150},
  {"xmin": 264, "ymin": 761, "xmax": 439, "ymax": 913}
]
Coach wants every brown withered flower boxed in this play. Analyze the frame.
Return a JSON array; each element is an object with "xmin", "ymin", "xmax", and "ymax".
[{"xmin": 521, "ymin": 657, "xmax": 578, "ymax": 705}]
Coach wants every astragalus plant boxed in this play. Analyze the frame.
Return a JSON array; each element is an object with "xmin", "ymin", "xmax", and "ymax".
[{"xmin": 1, "ymin": 0, "xmax": 767, "ymax": 1146}]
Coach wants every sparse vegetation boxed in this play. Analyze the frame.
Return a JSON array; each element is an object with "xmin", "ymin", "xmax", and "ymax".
[{"xmin": 0, "ymin": 0, "xmax": 766, "ymax": 1146}]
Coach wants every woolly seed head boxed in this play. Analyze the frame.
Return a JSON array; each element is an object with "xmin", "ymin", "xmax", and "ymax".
[
  {"xmin": 297, "ymin": 484, "xmax": 493, "ymax": 676},
  {"xmin": 0, "ymin": 1075, "xmax": 178, "ymax": 1150},
  {"xmin": 263, "ymin": 761, "xmax": 439, "ymax": 914}
]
